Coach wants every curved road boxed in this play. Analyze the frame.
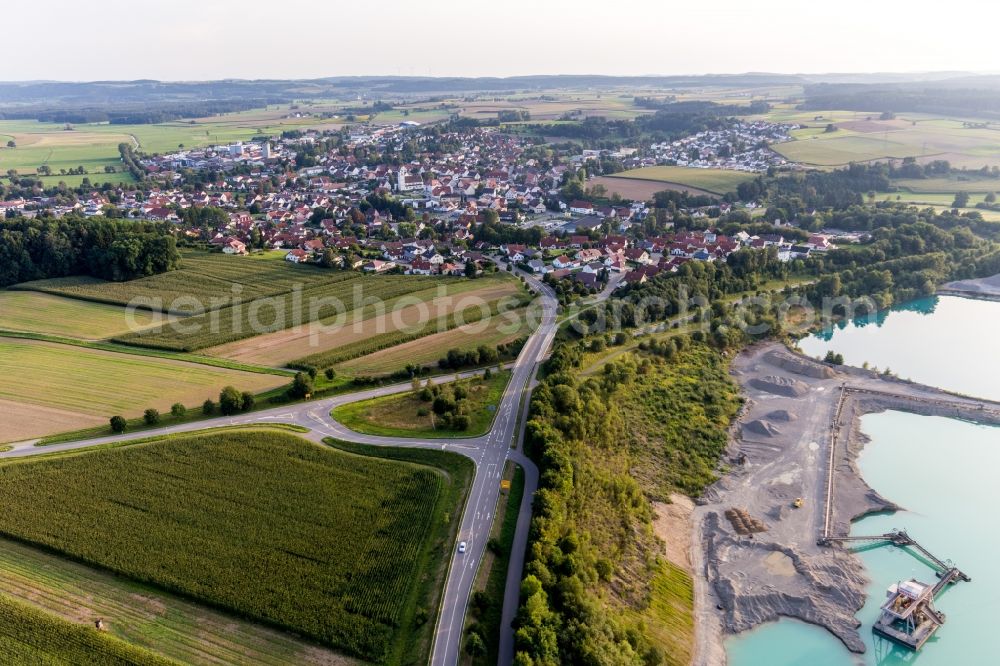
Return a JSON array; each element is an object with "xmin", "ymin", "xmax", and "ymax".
[{"xmin": 1, "ymin": 269, "xmax": 560, "ymax": 666}]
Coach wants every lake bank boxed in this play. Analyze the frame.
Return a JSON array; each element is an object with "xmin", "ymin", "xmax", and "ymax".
[
  {"xmin": 712, "ymin": 294, "xmax": 1000, "ymax": 665},
  {"xmin": 692, "ymin": 341, "xmax": 1000, "ymax": 665},
  {"xmin": 726, "ymin": 411, "xmax": 1000, "ymax": 665}
]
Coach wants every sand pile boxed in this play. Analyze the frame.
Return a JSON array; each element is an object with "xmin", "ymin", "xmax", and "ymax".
[
  {"xmin": 743, "ymin": 419, "xmax": 782, "ymax": 437},
  {"xmin": 765, "ymin": 351, "xmax": 835, "ymax": 379},
  {"xmin": 766, "ymin": 409, "xmax": 797, "ymax": 422},
  {"xmin": 751, "ymin": 375, "xmax": 810, "ymax": 397}
]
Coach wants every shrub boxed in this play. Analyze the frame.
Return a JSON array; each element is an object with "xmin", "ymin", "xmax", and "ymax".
[
  {"xmin": 471, "ymin": 590, "xmax": 491, "ymax": 615},
  {"xmin": 464, "ymin": 631, "xmax": 486, "ymax": 657},
  {"xmin": 109, "ymin": 415, "xmax": 127, "ymax": 433},
  {"xmin": 143, "ymin": 408, "xmax": 160, "ymax": 426},
  {"xmin": 432, "ymin": 396, "xmax": 454, "ymax": 415},
  {"xmin": 241, "ymin": 391, "xmax": 255, "ymax": 411},
  {"xmin": 170, "ymin": 403, "xmax": 186, "ymax": 418},
  {"xmin": 287, "ymin": 372, "xmax": 314, "ymax": 400},
  {"xmin": 202, "ymin": 399, "xmax": 216, "ymax": 415},
  {"xmin": 219, "ymin": 386, "xmax": 243, "ymax": 416},
  {"xmin": 324, "ymin": 368, "xmax": 336, "ymax": 380},
  {"xmin": 452, "ymin": 415, "xmax": 470, "ymax": 431}
]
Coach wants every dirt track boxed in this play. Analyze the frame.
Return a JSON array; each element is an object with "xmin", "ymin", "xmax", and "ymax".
[{"xmin": 691, "ymin": 342, "xmax": 1000, "ymax": 665}]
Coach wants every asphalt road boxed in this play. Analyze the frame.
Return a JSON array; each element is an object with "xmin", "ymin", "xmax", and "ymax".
[{"xmin": 0, "ymin": 268, "xmax": 560, "ymax": 666}]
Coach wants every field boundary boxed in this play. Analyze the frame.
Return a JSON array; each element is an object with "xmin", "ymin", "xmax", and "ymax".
[{"xmin": 0, "ymin": 329, "xmax": 293, "ymax": 377}]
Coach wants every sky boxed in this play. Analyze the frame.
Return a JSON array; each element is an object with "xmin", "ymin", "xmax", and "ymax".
[{"xmin": 3, "ymin": 0, "xmax": 999, "ymax": 81}]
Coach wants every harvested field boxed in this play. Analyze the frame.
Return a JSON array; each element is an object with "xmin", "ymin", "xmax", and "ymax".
[
  {"xmin": 607, "ymin": 166, "xmax": 754, "ymax": 195},
  {"xmin": 836, "ymin": 119, "xmax": 911, "ymax": 133},
  {"xmin": 589, "ymin": 176, "xmax": 702, "ymax": 200},
  {"xmin": 0, "ymin": 398, "xmax": 103, "ymax": 443},
  {"xmin": 207, "ymin": 279, "xmax": 520, "ymax": 367},
  {"xmin": 0, "ymin": 291, "xmax": 159, "ymax": 340},
  {"xmin": 0, "ymin": 537, "xmax": 354, "ymax": 665},
  {"xmin": 0, "ymin": 339, "xmax": 287, "ymax": 439},
  {"xmin": 335, "ymin": 307, "xmax": 534, "ymax": 376}
]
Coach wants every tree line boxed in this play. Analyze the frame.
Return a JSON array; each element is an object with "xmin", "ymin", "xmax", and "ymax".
[{"xmin": 0, "ymin": 216, "xmax": 179, "ymax": 287}]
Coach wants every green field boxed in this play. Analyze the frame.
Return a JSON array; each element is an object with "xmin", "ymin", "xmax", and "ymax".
[
  {"xmin": 0, "ymin": 339, "xmax": 287, "ymax": 442},
  {"xmin": 332, "ymin": 370, "xmax": 510, "ymax": 438},
  {"xmin": 0, "ymin": 429, "xmax": 471, "ymax": 664},
  {"xmin": 456, "ymin": 94, "xmax": 647, "ymax": 122},
  {"xmin": 763, "ymin": 105, "xmax": 1000, "ymax": 168},
  {"xmin": 608, "ymin": 166, "xmax": 754, "ymax": 194},
  {"xmin": 0, "ymin": 104, "xmax": 352, "ymax": 180},
  {"xmin": 15, "ymin": 250, "xmax": 346, "ymax": 314},
  {"xmin": 892, "ymin": 175, "xmax": 1000, "ymax": 193},
  {"xmin": 0, "ymin": 593, "xmax": 178, "ymax": 665},
  {"xmin": 0, "ymin": 291, "xmax": 158, "ymax": 340}
]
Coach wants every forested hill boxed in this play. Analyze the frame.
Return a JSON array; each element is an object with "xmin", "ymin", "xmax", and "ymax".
[
  {"xmin": 802, "ymin": 78, "xmax": 1000, "ymax": 117},
  {"xmin": 0, "ymin": 217, "xmax": 179, "ymax": 287}
]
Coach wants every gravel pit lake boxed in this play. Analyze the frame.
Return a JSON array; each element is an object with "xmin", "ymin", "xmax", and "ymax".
[{"xmin": 727, "ymin": 295, "xmax": 1000, "ymax": 665}]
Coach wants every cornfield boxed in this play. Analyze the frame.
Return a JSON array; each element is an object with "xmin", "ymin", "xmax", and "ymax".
[{"xmin": 0, "ymin": 430, "xmax": 445, "ymax": 662}]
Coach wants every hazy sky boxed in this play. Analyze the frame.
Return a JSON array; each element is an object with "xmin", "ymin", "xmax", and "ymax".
[{"xmin": 4, "ymin": 0, "xmax": 998, "ymax": 81}]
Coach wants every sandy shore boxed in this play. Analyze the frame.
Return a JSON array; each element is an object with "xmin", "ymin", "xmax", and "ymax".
[{"xmin": 691, "ymin": 342, "xmax": 1000, "ymax": 665}]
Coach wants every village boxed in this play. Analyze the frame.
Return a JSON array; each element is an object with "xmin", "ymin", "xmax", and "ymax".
[
  {"xmin": 632, "ymin": 120, "xmax": 796, "ymax": 172},
  {"xmin": 0, "ymin": 119, "xmax": 837, "ymax": 292}
]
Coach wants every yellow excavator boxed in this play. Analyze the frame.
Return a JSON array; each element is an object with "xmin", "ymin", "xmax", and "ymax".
[{"xmin": 793, "ymin": 498, "xmax": 804, "ymax": 508}]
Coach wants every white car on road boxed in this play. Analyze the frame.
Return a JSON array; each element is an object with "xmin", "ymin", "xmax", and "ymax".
[{"xmin": 458, "ymin": 541, "xmax": 467, "ymax": 554}]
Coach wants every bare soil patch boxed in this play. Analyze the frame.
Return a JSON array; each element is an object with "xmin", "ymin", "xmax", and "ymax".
[
  {"xmin": 0, "ymin": 398, "xmax": 102, "ymax": 443},
  {"xmin": 837, "ymin": 119, "xmax": 910, "ymax": 133},
  {"xmin": 591, "ymin": 176, "xmax": 716, "ymax": 200},
  {"xmin": 652, "ymin": 494, "xmax": 695, "ymax": 574}
]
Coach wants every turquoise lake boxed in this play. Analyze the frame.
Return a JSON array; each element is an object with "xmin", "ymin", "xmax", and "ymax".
[
  {"xmin": 727, "ymin": 296, "xmax": 1000, "ymax": 665},
  {"xmin": 797, "ymin": 295, "xmax": 1000, "ymax": 402}
]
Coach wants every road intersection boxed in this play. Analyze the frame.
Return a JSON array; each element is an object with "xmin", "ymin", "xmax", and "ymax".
[{"xmin": 0, "ymin": 269, "xmax": 561, "ymax": 666}]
